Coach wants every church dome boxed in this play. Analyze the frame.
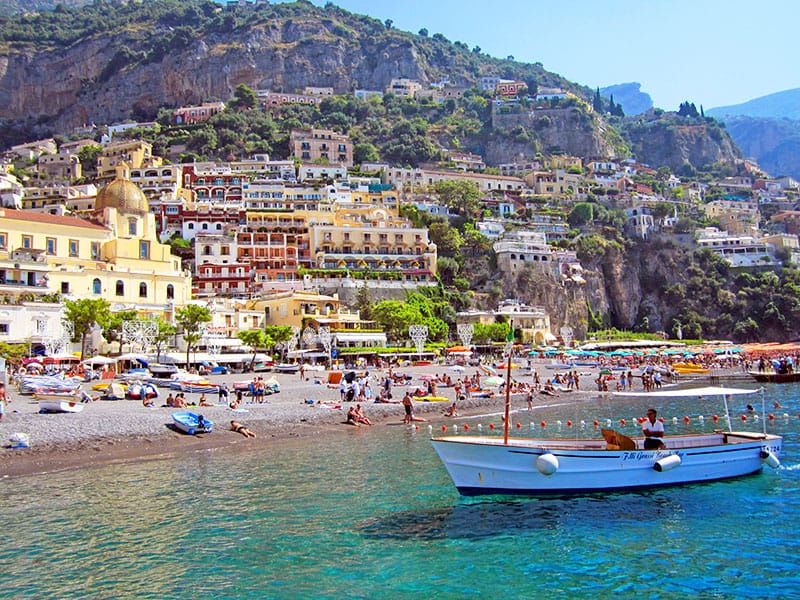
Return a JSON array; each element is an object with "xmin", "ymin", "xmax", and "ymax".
[{"xmin": 95, "ymin": 177, "xmax": 149, "ymax": 214}]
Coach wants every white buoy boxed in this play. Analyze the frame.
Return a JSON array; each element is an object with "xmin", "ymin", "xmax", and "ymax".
[
  {"xmin": 654, "ymin": 454, "xmax": 682, "ymax": 472},
  {"xmin": 784, "ymin": 413, "xmax": 790, "ymax": 419},
  {"xmin": 453, "ymin": 425, "xmax": 458, "ymax": 433},
  {"xmin": 580, "ymin": 420, "xmax": 586, "ymax": 428},
  {"xmin": 672, "ymin": 417, "xmax": 678, "ymax": 424},
  {"xmin": 536, "ymin": 453, "xmax": 559, "ymax": 475},
  {"xmin": 427, "ymin": 425, "xmax": 433, "ymax": 433},
  {"xmin": 761, "ymin": 450, "xmax": 780, "ymax": 469},
  {"xmin": 477, "ymin": 424, "xmax": 483, "ymax": 431},
  {"xmin": 698, "ymin": 415, "xmax": 704, "ymax": 422},
  {"xmin": 605, "ymin": 419, "xmax": 612, "ymax": 427},
  {"xmin": 754, "ymin": 414, "xmax": 759, "ymax": 422}
]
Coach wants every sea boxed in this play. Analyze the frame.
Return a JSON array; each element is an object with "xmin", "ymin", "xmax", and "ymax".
[{"xmin": 3, "ymin": 383, "xmax": 800, "ymax": 599}]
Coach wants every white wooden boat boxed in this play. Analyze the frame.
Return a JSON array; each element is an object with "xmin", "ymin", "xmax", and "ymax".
[
  {"xmin": 432, "ymin": 379, "xmax": 783, "ymax": 496},
  {"xmin": 35, "ymin": 391, "xmax": 93, "ymax": 413}
]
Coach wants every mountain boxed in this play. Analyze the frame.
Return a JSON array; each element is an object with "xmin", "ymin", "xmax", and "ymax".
[
  {"xmin": 706, "ymin": 88, "xmax": 800, "ymax": 120},
  {"xmin": 599, "ymin": 82, "xmax": 652, "ymax": 116},
  {"xmin": 705, "ymin": 89, "xmax": 800, "ymax": 179},
  {"xmin": 0, "ymin": 0, "xmax": 740, "ymax": 173}
]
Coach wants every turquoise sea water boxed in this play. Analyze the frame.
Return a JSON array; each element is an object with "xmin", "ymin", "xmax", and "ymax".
[{"xmin": 3, "ymin": 384, "xmax": 800, "ymax": 599}]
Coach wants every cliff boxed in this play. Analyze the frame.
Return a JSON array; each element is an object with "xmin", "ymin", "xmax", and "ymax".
[{"xmin": 618, "ymin": 112, "xmax": 741, "ymax": 173}]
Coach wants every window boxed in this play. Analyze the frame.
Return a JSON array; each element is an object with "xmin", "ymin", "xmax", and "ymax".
[
  {"xmin": 0, "ymin": 233, "xmax": 6, "ymax": 249},
  {"xmin": 69, "ymin": 239, "xmax": 79, "ymax": 257},
  {"xmin": 116, "ymin": 280, "xmax": 124, "ymax": 296},
  {"xmin": 46, "ymin": 238, "xmax": 56, "ymax": 255},
  {"xmin": 139, "ymin": 241, "xmax": 150, "ymax": 259},
  {"xmin": 139, "ymin": 282, "xmax": 147, "ymax": 298},
  {"xmin": 221, "ymin": 246, "xmax": 230, "ymax": 256},
  {"xmin": 22, "ymin": 235, "xmax": 32, "ymax": 249},
  {"xmin": 92, "ymin": 278, "xmax": 102, "ymax": 294},
  {"xmin": 128, "ymin": 218, "xmax": 137, "ymax": 236},
  {"xmin": 0, "ymin": 323, "xmax": 8, "ymax": 335},
  {"xmin": 61, "ymin": 281, "xmax": 69, "ymax": 293},
  {"xmin": 91, "ymin": 242, "xmax": 100, "ymax": 260}
]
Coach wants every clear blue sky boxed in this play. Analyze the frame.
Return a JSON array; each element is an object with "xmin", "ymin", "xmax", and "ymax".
[{"xmin": 298, "ymin": 0, "xmax": 798, "ymax": 110}]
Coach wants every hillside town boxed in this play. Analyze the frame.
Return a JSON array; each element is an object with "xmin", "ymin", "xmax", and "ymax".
[{"xmin": 0, "ymin": 75, "xmax": 798, "ymax": 363}]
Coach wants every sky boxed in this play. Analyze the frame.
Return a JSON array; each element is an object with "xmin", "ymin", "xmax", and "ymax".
[{"xmin": 301, "ymin": 0, "xmax": 799, "ymax": 111}]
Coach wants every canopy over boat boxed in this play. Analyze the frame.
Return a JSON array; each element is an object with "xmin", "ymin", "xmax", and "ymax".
[{"xmin": 612, "ymin": 386, "xmax": 759, "ymax": 398}]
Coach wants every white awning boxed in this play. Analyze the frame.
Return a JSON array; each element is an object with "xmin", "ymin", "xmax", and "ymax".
[{"xmin": 613, "ymin": 386, "xmax": 759, "ymax": 398}]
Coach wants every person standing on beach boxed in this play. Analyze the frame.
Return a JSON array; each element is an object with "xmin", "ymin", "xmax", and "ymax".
[
  {"xmin": 402, "ymin": 392, "xmax": 413, "ymax": 424},
  {"xmin": 218, "ymin": 382, "xmax": 229, "ymax": 405},
  {"xmin": 0, "ymin": 382, "xmax": 6, "ymax": 422}
]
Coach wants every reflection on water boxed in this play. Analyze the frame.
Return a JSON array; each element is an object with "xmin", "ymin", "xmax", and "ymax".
[{"xmin": 2, "ymin": 383, "xmax": 799, "ymax": 598}]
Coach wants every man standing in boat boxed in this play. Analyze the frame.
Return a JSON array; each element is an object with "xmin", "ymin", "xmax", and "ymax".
[{"xmin": 642, "ymin": 408, "xmax": 665, "ymax": 449}]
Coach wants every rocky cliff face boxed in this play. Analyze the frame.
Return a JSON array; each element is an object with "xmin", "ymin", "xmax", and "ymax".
[
  {"xmin": 619, "ymin": 114, "xmax": 741, "ymax": 172},
  {"xmin": 489, "ymin": 106, "xmax": 617, "ymax": 163},
  {"xmin": 720, "ymin": 116, "xmax": 800, "ymax": 179}
]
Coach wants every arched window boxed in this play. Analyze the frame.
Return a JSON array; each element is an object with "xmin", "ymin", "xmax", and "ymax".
[
  {"xmin": 166, "ymin": 284, "xmax": 174, "ymax": 300},
  {"xmin": 139, "ymin": 282, "xmax": 147, "ymax": 298},
  {"xmin": 116, "ymin": 280, "xmax": 124, "ymax": 296},
  {"xmin": 92, "ymin": 278, "xmax": 102, "ymax": 294}
]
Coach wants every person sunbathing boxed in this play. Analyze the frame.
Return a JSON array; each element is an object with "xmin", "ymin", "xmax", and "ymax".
[
  {"xmin": 199, "ymin": 393, "xmax": 213, "ymax": 407},
  {"xmin": 230, "ymin": 420, "xmax": 256, "ymax": 438},
  {"xmin": 346, "ymin": 406, "xmax": 360, "ymax": 426},
  {"xmin": 354, "ymin": 403, "xmax": 373, "ymax": 425}
]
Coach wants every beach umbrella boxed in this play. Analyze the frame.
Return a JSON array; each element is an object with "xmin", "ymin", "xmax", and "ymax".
[
  {"xmin": 484, "ymin": 376, "xmax": 503, "ymax": 386},
  {"xmin": 450, "ymin": 365, "xmax": 465, "ymax": 372}
]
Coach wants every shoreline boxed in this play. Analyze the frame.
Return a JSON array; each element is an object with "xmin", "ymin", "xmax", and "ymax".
[{"xmin": 0, "ymin": 364, "xmax": 742, "ymax": 478}]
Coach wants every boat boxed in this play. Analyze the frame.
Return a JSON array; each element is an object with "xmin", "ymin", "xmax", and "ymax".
[
  {"xmin": 177, "ymin": 381, "xmax": 219, "ymax": 394},
  {"xmin": 672, "ymin": 362, "xmax": 710, "ymax": 374},
  {"xmin": 749, "ymin": 371, "xmax": 800, "ymax": 384},
  {"xmin": 36, "ymin": 391, "xmax": 93, "ymax": 413},
  {"xmin": 171, "ymin": 412, "xmax": 213, "ymax": 435},
  {"xmin": 432, "ymin": 384, "xmax": 782, "ymax": 496},
  {"xmin": 275, "ymin": 363, "xmax": 300, "ymax": 374},
  {"xmin": 431, "ymin": 328, "xmax": 782, "ymax": 496},
  {"xmin": 148, "ymin": 363, "xmax": 180, "ymax": 379}
]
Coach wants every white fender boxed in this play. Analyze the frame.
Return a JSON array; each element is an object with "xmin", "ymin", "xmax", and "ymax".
[
  {"xmin": 760, "ymin": 450, "xmax": 780, "ymax": 469},
  {"xmin": 536, "ymin": 453, "xmax": 559, "ymax": 476},
  {"xmin": 653, "ymin": 454, "xmax": 682, "ymax": 472}
]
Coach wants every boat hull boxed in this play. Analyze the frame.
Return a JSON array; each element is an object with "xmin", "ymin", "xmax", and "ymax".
[
  {"xmin": 431, "ymin": 433, "xmax": 782, "ymax": 496},
  {"xmin": 171, "ymin": 412, "xmax": 213, "ymax": 435},
  {"xmin": 748, "ymin": 371, "xmax": 800, "ymax": 383}
]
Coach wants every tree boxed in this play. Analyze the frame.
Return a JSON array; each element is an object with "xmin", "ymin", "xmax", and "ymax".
[
  {"xmin": 370, "ymin": 300, "xmax": 424, "ymax": 343},
  {"xmin": 238, "ymin": 329, "xmax": 267, "ymax": 370},
  {"xmin": 592, "ymin": 87, "xmax": 603, "ymax": 113},
  {"xmin": 418, "ymin": 28, "xmax": 428, "ymax": 37},
  {"xmin": 175, "ymin": 304, "xmax": 212, "ymax": 367},
  {"xmin": 103, "ymin": 309, "xmax": 138, "ymax": 353},
  {"xmin": 433, "ymin": 180, "xmax": 480, "ymax": 217},
  {"xmin": 63, "ymin": 298, "xmax": 111, "ymax": 360},
  {"xmin": 355, "ymin": 282, "xmax": 373, "ymax": 320},
  {"xmin": 152, "ymin": 318, "xmax": 177, "ymax": 362},
  {"xmin": 232, "ymin": 83, "xmax": 257, "ymax": 110},
  {"xmin": 384, "ymin": 18, "xmax": 393, "ymax": 29}
]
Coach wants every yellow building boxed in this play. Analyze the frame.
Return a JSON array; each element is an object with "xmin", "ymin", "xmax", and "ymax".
[
  {"xmin": 0, "ymin": 171, "xmax": 191, "ymax": 319},
  {"xmin": 97, "ymin": 140, "xmax": 162, "ymax": 181}
]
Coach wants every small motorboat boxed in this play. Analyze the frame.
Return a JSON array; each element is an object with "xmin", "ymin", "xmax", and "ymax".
[
  {"xmin": 36, "ymin": 391, "xmax": 93, "ymax": 413},
  {"xmin": 171, "ymin": 412, "xmax": 213, "ymax": 435},
  {"xmin": 275, "ymin": 363, "xmax": 300, "ymax": 374}
]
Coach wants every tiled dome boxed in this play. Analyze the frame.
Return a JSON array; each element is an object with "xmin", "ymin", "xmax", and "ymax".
[{"xmin": 95, "ymin": 178, "xmax": 149, "ymax": 214}]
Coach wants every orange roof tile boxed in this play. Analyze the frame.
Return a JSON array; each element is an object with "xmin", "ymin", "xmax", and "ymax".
[{"xmin": 0, "ymin": 209, "xmax": 109, "ymax": 231}]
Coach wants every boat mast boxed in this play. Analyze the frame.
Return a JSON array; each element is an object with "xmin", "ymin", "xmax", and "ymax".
[{"xmin": 503, "ymin": 320, "xmax": 513, "ymax": 445}]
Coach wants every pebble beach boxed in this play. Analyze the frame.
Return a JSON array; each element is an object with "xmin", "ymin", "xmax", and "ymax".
[{"xmin": 0, "ymin": 362, "xmax": 738, "ymax": 478}]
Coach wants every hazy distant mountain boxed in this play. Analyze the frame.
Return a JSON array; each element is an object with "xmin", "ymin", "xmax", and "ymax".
[
  {"xmin": 706, "ymin": 89, "xmax": 800, "ymax": 179},
  {"xmin": 599, "ymin": 83, "xmax": 652, "ymax": 116},
  {"xmin": 0, "ymin": 0, "xmax": 91, "ymax": 16},
  {"xmin": 706, "ymin": 89, "xmax": 800, "ymax": 120}
]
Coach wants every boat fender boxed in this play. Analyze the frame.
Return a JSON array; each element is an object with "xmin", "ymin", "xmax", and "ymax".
[
  {"xmin": 653, "ymin": 454, "xmax": 681, "ymax": 472},
  {"xmin": 760, "ymin": 450, "xmax": 780, "ymax": 469},
  {"xmin": 536, "ymin": 453, "xmax": 559, "ymax": 476}
]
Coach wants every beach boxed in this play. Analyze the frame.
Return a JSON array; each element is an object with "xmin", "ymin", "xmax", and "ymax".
[
  {"xmin": 0, "ymin": 362, "xmax": 739, "ymax": 478},
  {"xmin": 0, "ymin": 364, "xmax": 546, "ymax": 477}
]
